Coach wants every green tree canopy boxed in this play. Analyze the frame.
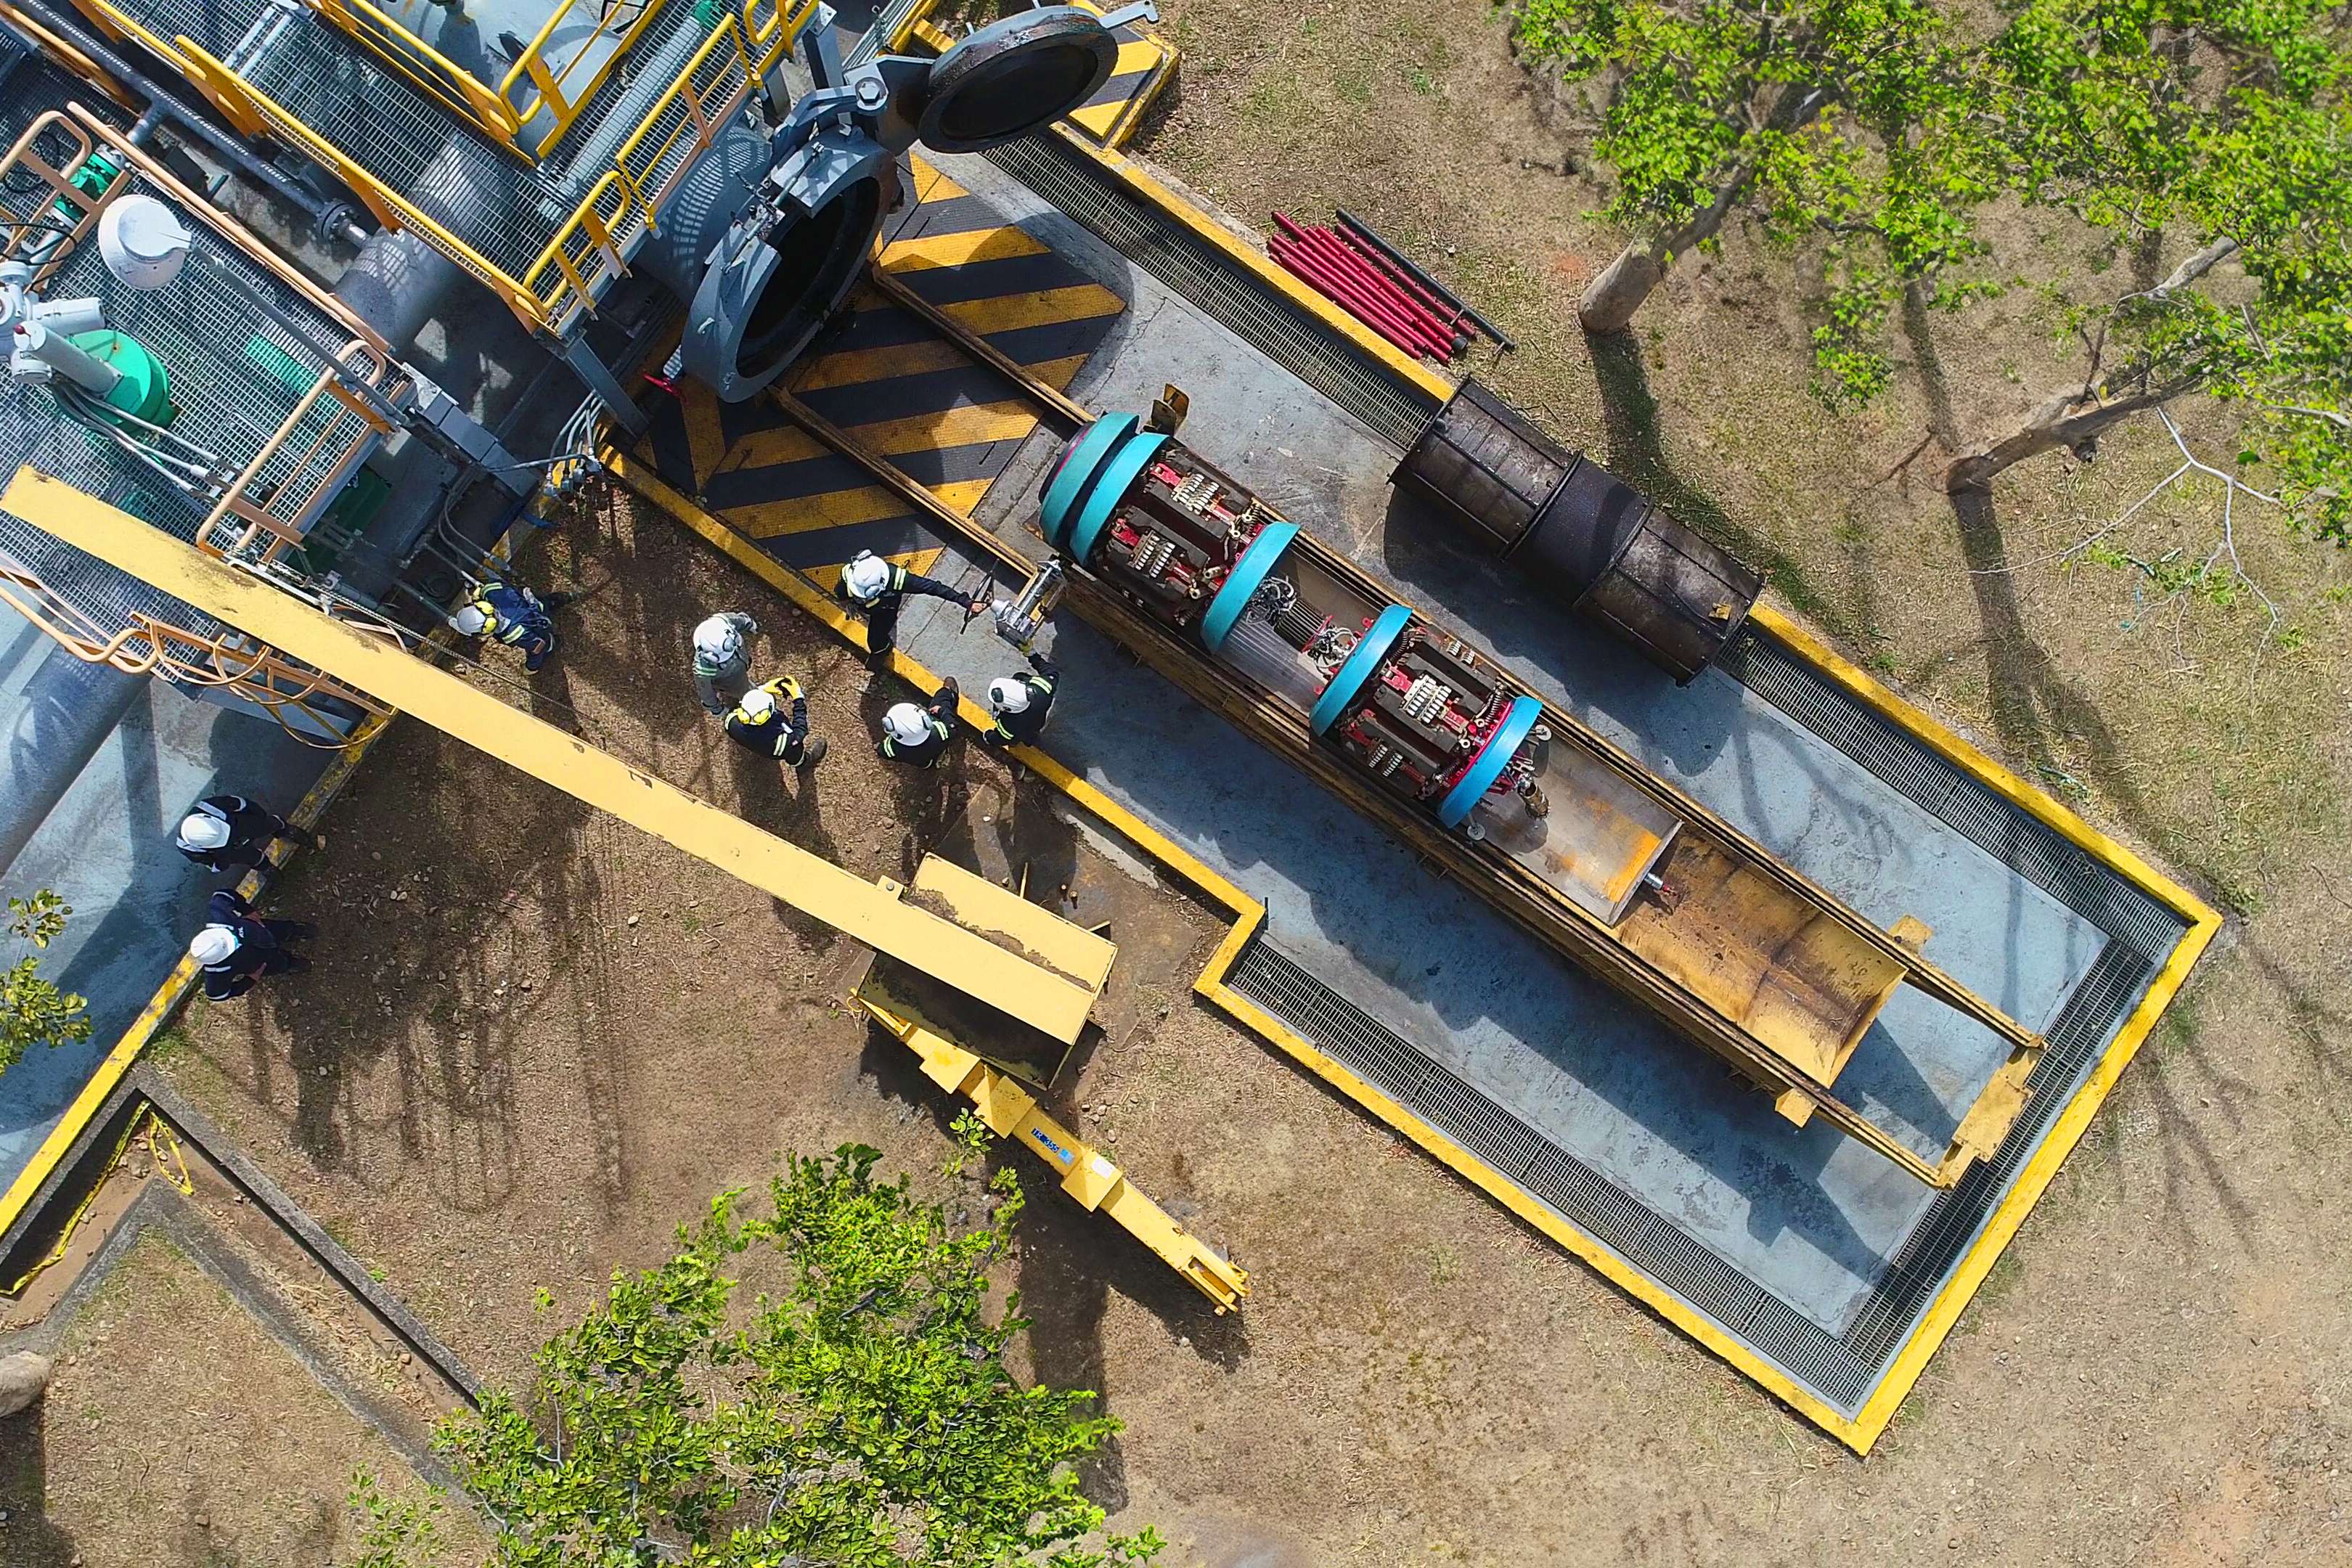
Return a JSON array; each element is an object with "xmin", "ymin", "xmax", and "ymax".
[
  {"xmin": 1510, "ymin": 0, "xmax": 2352, "ymax": 524},
  {"xmin": 1506, "ymin": 0, "xmax": 1990, "ymax": 347},
  {"xmin": 2, "ymin": 890, "xmax": 90, "ymax": 1077},
  {"xmin": 358, "ymin": 1141, "xmax": 1160, "ymax": 1568}
]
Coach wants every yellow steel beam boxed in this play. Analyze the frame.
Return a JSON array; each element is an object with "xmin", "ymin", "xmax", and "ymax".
[
  {"xmin": 1, "ymin": 467, "xmax": 1102, "ymax": 1044},
  {"xmin": 855, "ymin": 985, "xmax": 1248, "ymax": 1314}
]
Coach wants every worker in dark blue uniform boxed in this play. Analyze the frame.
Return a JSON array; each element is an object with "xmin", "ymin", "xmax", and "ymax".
[
  {"xmin": 723, "ymin": 676, "xmax": 829, "ymax": 769},
  {"xmin": 450, "ymin": 582, "xmax": 572, "ymax": 671},
  {"xmin": 875, "ymin": 679, "xmax": 960, "ymax": 769},
  {"xmin": 188, "ymin": 888, "xmax": 314, "ymax": 1000},
  {"xmin": 974, "ymin": 649, "xmax": 1058, "ymax": 750},
  {"xmin": 836, "ymin": 550, "xmax": 987, "ymax": 664},
  {"xmin": 174, "ymin": 793, "xmax": 303, "ymax": 873}
]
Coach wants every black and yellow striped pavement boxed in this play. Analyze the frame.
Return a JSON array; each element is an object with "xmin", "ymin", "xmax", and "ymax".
[
  {"xmin": 640, "ymin": 155, "xmax": 1125, "ymax": 594},
  {"xmin": 1061, "ymin": 0, "xmax": 1177, "ymax": 147}
]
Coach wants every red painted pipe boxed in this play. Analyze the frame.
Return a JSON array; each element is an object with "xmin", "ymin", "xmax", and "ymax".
[
  {"xmin": 1278, "ymin": 224, "xmax": 1451, "ymax": 354},
  {"xmin": 1273, "ymin": 243, "xmax": 1426, "ymax": 353},
  {"xmin": 1334, "ymin": 224, "xmax": 1472, "ymax": 336},
  {"xmin": 1273, "ymin": 242, "xmax": 1432, "ymax": 355},
  {"xmin": 1272, "ymin": 232, "xmax": 1427, "ymax": 343},
  {"xmin": 1294, "ymin": 224, "xmax": 1462, "ymax": 354},
  {"xmin": 1273, "ymin": 237, "xmax": 1437, "ymax": 354},
  {"xmin": 1275, "ymin": 216, "xmax": 1445, "ymax": 339},
  {"xmin": 1298, "ymin": 229, "xmax": 1456, "ymax": 350}
]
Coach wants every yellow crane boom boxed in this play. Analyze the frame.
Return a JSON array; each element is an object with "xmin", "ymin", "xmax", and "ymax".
[{"xmin": 1, "ymin": 467, "xmax": 1105, "ymax": 1044}]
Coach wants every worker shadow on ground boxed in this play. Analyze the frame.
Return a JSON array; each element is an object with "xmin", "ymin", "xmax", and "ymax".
[
  {"xmin": 211, "ymin": 722, "xmax": 613, "ymax": 1221},
  {"xmin": 0, "ymin": 1407, "xmax": 76, "ymax": 1568},
  {"xmin": 727, "ymin": 740, "xmax": 849, "ymax": 954}
]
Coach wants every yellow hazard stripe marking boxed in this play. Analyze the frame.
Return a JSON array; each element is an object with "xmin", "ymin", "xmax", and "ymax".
[
  {"xmin": 880, "ymin": 225, "xmax": 1050, "ymax": 274},
  {"xmin": 724, "ymin": 477, "xmax": 993, "ymax": 539},
  {"xmin": 935, "ymin": 284, "xmax": 1124, "ymax": 337},
  {"xmin": 906, "ymin": 154, "xmax": 965, "ymax": 205},
  {"xmin": 719, "ymin": 398, "xmax": 1049, "ymax": 475}
]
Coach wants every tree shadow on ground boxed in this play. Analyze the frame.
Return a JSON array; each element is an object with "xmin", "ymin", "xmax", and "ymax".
[
  {"xmin": 1583, "ymin": 330, "xmax": 1865, "ymax": 645},
  {"xmin": 1896, "ymin": 290, "xmax": 2170, "ymax": 859},
  {"xmin": 0, "ymin": 1406, "xmax": 75, "ymax": 1567}
]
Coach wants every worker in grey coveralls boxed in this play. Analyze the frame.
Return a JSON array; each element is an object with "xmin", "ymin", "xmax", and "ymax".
[{"xmin": 693, "ymin": 612, "xmax": 759, "ymax": 714}]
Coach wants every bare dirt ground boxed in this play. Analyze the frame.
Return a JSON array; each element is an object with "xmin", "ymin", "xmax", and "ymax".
[
  {"xmin": 1106, "ymin": 1, "xmax": 2352, "ymax": 1562},
  {"xmin": 0, "ymin": 1232, "xmax": 479, "ymax": 1567},
  {"xmin": 162, "ymin": 499, "xmax": 1233, "ymax": 1400},
  {"xmin": 136, "ymin": 10, "xmax": 2352, "ymax": 1561}
]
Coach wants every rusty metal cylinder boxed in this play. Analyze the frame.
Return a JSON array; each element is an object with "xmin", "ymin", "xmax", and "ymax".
[{"xmin": 1391, "ymin": 379, "xmax": 1763, "ymax": 683}]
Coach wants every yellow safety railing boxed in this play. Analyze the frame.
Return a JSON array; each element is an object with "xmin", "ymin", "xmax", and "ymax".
[
  {"xmin": 200, "ymin": 341, "xmax": 400, "ymax": 562},
  {"xmin": 152, "ymin": 1, "xmax": 812, "ymax": 340},
  {"xmin": 497, "ymin": 0, "xmax": 680, "ymax": 155},
  {"xmin": 309, "ymin": 0, "xmax": 528, "ymax": 150}
]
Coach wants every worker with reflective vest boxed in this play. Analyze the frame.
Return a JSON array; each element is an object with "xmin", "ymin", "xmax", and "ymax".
[
  {"xmin": 449, "ymin": 583, "xmax": 571, "ymax": 671},
  {"xmin": 875, "ymin": 679, "xmax": 960, "ymax": 769},
  {"xmin": 174, "ymin": 793, "xmax": 301, "ymax": 873},
  {"xmin": 974, "ymin": 649, "xmax": 1058, "ymax": 750},
  {"xmin": 836, "ymin": 550, "xmax": 986, "ymax": 663},
  {"xmin": 188, "ymin": 887, "xmax": 313, "ymax": 1001},
  {"xmin": 724, "ymin": 676, "xmax": 828, "ymax": 769},
  {"xmin": 692, "ymin": 611, "xmax": 759, "ymax": 714}
]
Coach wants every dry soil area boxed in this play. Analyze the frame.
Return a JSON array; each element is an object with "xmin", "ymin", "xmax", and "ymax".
[
  {"xmin": 1114, "ymin": 1, "xmax": 2352, "ymax": 1562},
  {"xmin": 142, "ymin": 13, "xmax": 2352, "ymax": 1560},
  {"xmin": 0, "ymin": 1233, "xmax": 479, "ymax": 1567}
]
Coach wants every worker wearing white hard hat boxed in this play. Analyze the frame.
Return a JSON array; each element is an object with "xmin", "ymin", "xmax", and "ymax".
[
  {"xmin": 173, "ymin": 793, "xmax": 303, "ymax": 873},
  {"xmin": 189, "ymin": 887, "xmax": 314, "ymax": 1001},
  {"xmin": 833, "ymin": 550, "xmax": 988, "ymax": 666},
  {"xmin": 875, "ymin": 679, "xmax": 960, "ymax": 769},
  {"xmin": 691, "ymin": 611, "xmax": 759, "ymax": 714},
  {"xmin": 724, "ymin": 676, "xmax": 828, "ymax": 769},
  {"xmin": 975, "ymin": 648, "xmax": 1060, "ymax": 751},
  {"xmin": 447, "ymin": 581, "xmax": 571, "ymax": 671}
]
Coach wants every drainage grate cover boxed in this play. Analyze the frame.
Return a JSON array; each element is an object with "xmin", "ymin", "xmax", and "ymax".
[
  {"xmin": 1230, "ymin": 931, "xmax": 2160, "ymax": 1416},
  {"xmin": 1718, "ymin": 629, "xmax": 2184, "ymax": 965}
]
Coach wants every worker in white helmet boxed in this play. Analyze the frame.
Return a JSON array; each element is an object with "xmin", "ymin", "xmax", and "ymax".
[
  {"xmin": 692, "ymin": 611, "xmax": 759, "ymax": 714},
  {"xmin": 834, "ymin": 550, "xmax": 987, "ymax": 665},
  {"xmin": 448, "ymin": 581, "xmax": 573, "ymax": 671},
  {"xmin": 174, "ymin": 793, "xmax": 305, "ymax": 873},
  {"xmin": 189, "ymin": 887, "xmax": 314, "ymax": 1001},
  {"xmin": 974, "ymin": 648, "xmax": 1059, "ymax": 751},
  {"xmin": 724, "ymin": 676, "xmax": 828, "ymax": 769},
  {"xmin": 875, "ymin": 679, "xmax": 960, "ymax": 769}
]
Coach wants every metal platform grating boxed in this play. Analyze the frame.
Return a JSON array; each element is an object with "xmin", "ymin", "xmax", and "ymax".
[
  {"xmin": 0, "ymin": 102, "xmax": 380, "ymax": 640},
  {"xmin": 1231, "ymin": 928, "xmax": 2160, "ymax": 1414},
  {"xmin": 983, "ymin": 132, "xmax": 1443, "ymax": 450}
]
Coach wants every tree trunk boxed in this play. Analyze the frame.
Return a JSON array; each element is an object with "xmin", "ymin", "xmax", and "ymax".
[
  {"xmin": 1943, "ymin": 385, "xmax": 2184, "ymax": 492},
  {"xmin": 1578, "ymin": 86, "xmax": 1829, "ymax": 335},
  {"xmin": 0, "ymin": 1351, "xmax": 52, "ymax": 1418},
  {"xmin": 1578, "ymin": 181, "xmax": 1746, "ymax": 335}
]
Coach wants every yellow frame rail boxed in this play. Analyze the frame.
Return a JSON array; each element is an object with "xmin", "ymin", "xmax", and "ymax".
[
  {"xmin": 608, "ymin": 432, "xmax": 2221, "ymax": 1454},
  {"xmin": 1, "ymin": 467, "xmax": 1103, "ymax": 1042}
]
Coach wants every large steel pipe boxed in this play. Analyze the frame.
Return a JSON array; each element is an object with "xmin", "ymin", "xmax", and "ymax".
[{"xmin": 1392, "ymin": 378, "xmax": 1763, "ymax": 682}]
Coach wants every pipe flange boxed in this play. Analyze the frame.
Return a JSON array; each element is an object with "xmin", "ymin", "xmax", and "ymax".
[{"xmin": 917, "ymin": 7, "xmax": 1119, "ymax": 153}]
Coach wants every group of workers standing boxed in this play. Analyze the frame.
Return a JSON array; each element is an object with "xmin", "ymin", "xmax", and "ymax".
[
  {"xmin": 694, "ymin": 548, "xmax": 1059, "ymax": 774},
  {"xmin": 184, "ymin": 544, "xmax": 1063, "ymax": 999}
]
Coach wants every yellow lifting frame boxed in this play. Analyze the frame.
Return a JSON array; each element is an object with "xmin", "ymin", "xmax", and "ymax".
[
  {"xmin": 0, "ymin": 467, "xmax": 1105, "ymax": 1044},
  {"xmin": 854, "ymin": 983, "xmax": 1249, "ymax": 1315}
]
